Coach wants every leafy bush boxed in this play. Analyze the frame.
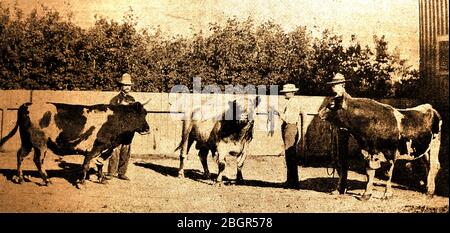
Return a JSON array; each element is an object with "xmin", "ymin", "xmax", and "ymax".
[{"xmin": 0, "ymin": 4, "xmax": 419, "ymax": 98}]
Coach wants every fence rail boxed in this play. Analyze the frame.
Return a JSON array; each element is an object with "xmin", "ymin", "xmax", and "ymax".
[{"xmin": 0, "ymin": 90, "xmax": 420, "ymax": 159}]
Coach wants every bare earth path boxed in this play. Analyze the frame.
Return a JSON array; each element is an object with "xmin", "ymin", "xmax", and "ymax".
[{"xmin": 0, "ymin": 152, "xmax": 448, "ymax": 213}]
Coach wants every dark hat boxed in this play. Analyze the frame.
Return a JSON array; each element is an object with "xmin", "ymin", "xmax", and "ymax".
[{"xmin": 326, "ymin": 73, "xmax": 348, "ymax": 85}]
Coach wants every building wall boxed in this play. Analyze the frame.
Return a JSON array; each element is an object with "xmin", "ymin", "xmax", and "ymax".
[
  {"xmin": 419, "ymin": 0, "xmax": 449, "ymax": 110},
  {"xmin": 419, "ymin": 1, "xmax": 448, "ymax": 196}
]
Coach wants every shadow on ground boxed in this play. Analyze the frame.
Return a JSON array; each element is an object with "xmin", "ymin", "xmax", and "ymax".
[
  {"xmin": 135, "ymin": 161, "xmax": 371, "ymax": 194},
  {"xmin": 0, "ymin": 160, "xmax": 95, "ymax": 186},
  {"xmin": 134, "ymin": 161, "xmax": 212, "ymax": 185},
  {"xmin": 300, "ymin": 155, "xmax": 449, "ymax": 197}
]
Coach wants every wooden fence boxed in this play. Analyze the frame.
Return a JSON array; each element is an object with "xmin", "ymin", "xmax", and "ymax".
[{"xmin": 0, "ymin": 90, "xmax": 420, "ymax": 160}]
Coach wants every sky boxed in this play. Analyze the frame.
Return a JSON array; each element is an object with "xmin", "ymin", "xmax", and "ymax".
[{"xmin": 2, "ymin": 0, "xmax": 420, "ymax": 67}]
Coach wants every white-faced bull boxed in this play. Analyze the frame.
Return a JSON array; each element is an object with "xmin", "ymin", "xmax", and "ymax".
[
  {"xmin": 176, "ymin": 96, "xmax": 261, "ymax": 185},
  {"xmin": 318, "ymin": 93, "xmax": 441, "ymax": 200},
  {"xmin": 0, "ymin": 101, "xmax": 150, "ymax": 187}
]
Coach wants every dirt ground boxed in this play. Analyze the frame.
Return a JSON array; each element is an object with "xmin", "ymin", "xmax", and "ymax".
[{"xmin": 0, "ymin": 151, "xmax": 448, "ymax": 213}]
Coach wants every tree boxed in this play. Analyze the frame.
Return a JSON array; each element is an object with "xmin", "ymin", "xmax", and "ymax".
[{"xmin": 0, "ymin": 4, "xmax": 420, "ymax": 99}]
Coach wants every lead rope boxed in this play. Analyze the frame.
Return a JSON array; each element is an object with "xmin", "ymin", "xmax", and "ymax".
[
  {"xmin": 326, "ymin": 125, "xmax": 337, "ymax": 178},
  {"xmin": 397, "ymin": 134, "xmax": 435, "ymax": 161}
]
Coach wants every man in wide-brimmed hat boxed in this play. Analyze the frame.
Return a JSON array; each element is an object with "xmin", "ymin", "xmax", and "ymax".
[
  {"xmin": 327, "ymin": 73, "xmax": 349, "ymax": 97},
  {"xmin": 276, "ymin": 83, "xmax": 305, "ymax": 189},
  {"xmin": 104, "ymin": 73, "xmax": 136, "ymax": 181},
  {"xmin": 326, "ymin": 73, "xmax": 350, "ymax": 194}
]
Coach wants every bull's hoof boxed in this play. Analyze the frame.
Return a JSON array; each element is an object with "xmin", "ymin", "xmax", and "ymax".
[
  {"xmin": 12, "ymin": 175, "xmax": 24, "ymax": 184},
  {"xmin": 43, "ymin": 179, "xmax": 52, "ymax": 186},
  {"xmin": 75, "ymin": 180, "xmax": 86, "ymax": 189},
  {"xmin": 98, "ymin": 179, "xmax": 109, "ymax": 185},
  {"xmin": 23, "ymin": 175, "xmax": 32, "ymax": 182},
  {"xmin": 214, "ymin": 181, "xmax": 224, "ymax": 187},
  {"xmin": 337, "ymin": 186, "xmax": 348, "ymax": 194},
  {"xmin": 426, "ymin": 192, "xmax": 435, "ymax": 199},
  {"xmin": 97, "ymin": 174, "xmax": 109, "ymax": 184},
  {"xmin": 382, "ymin": 193, "xmax": 393, "ymax": 200},
  {"xmin": 359, "ymin": 193, "xmax": 372, "ymax": 201},
  {"xmin": 203, "ymin": 172, "xmax": 211, "ymax": 180},
  {"xmin": 330, "ymin": 190, "xmax": 341, "ymax": 195},
  {"xmin": 177, "ymin": 172, "xmax": 185, "ymax": 178}
]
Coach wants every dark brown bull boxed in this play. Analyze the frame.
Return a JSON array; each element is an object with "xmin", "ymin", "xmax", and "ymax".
[
  {"xmin": 0, "ymin": 102, "xmax": 150, "ymax": 187},
  {"xmin": 175, "ymin": 95, "xmax": 261, "ymax": 185},
  {"xmin": 319, "ymin": 93, "xmax": 441, "ymax": 200}
]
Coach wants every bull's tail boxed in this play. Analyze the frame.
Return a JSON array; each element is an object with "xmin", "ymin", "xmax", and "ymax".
[
  {"xmin": 431, "ymin": 108, "xmax": 442, "ymax": 135},
  {"xmin": 426, "ymin": 107, "xmax": 442, "ymax": 195},
  {"xmin": 0, "ymin": 103, "xmax": 28, "ymax": 148},
  {"xmin": 174, "ymin": 120, "xmax": 191, "ymax": 153}
]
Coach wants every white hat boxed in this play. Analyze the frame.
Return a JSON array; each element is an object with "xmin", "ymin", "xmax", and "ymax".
[
  {"xmin": 327, "ymin": 73, "xmax": 348, "ymax": 85},
  {"xmin": 118, "ymin": 73, "xmax": 133, "ymax": 85},
  {"xmin": 280, "ymin": 84, "xmax": 299, "ymax": 93}
]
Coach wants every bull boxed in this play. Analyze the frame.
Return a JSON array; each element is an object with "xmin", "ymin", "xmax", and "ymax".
[
  {"xmin": 176, "ymin": 95, "xmax": 261, "ymax": 185},
  {"xmin": 0, "ymin": 101, "xmax": 150, "ymax": 187},
  {"xmin": 318, "ymin": 93, "xmax": 441, "ymax": 200}
]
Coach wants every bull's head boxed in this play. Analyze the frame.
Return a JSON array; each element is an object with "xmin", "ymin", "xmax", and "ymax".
[
  {"xmin": 318, "ymin": 96, "xmax": 347, "ymax": 124},
  {"xmin": 130, "ymin": 102, "xmax": 150, "ymax": 135},
  {"xmin": 226, "ymin": 96, "xmax": 261, "ymax": 123}
]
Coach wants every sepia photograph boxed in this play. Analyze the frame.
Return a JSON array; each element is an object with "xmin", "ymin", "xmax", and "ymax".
[{"xmin": 0, "ymin": 0, "xmax": 448, "ymax": 218}]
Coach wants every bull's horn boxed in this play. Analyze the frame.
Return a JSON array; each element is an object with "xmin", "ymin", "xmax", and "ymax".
[{"xmin": 142, "ymin": 97, "xmax": 152, "ymax": 106}]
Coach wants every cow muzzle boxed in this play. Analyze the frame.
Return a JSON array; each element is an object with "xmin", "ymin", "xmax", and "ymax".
[{"xmin": 138, "ymin": 125, "xmax": 151, "ymax": 135}]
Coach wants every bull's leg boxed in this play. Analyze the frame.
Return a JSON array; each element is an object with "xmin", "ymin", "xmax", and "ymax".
[
  {"xmin": 198, "ymin": 149, "xmax": 210, "ymax": 179},
  {"xmin": 236, "ymin": 149, "xmax": 248, "ymax": 184},
  {"xmin": 96, "ymin": 162, "xmax": 104, "ymax": 182},
  {"xmin": 80, "ymin": 156, "xmax": 91, "ymax": 185},
  {"xmin": 77, "ymin": 151, "xmax": 98, "ymax": 188},
  {"xmin": 426, "ymin": 135, "xmax": 441, "ymax": 197},
  {"xmin": 14, "ymin": 146, "xmax": 32, "ymax": 184},
  {"xmin": 362, "ymin": 168, "xmax": 376, "ymax": 201},
  {"xmin": 215, "ymin": 148, "xmax": 227, "ymax": 186},
  {"xmin": 33, "ymin": 148, "xmax": 51, "ymax": 185},
  {"xmin": 415, "ymin": 157, "xmax": 428, "ymax": 191},
  {"xmin": 178, "ymin": 126, "xmax": 193, "ymax": 178},
  {"xmin": 383, "ymin": 159, "xmax": 395, "ymax": 200},
  {"xmin": 178, "ymin": 138, "xmax": 194, "ymax": 178},
  {"xmin": 178, "ymin": 155, "xmax": 186, "ymax": 178},
  {"xmin": 95, "ymin": 151, "xmax": 111, "ymax": 184},
  {"xmin": 178, "ymin": 140, "xmax": 192, "ymax": 178},
  {"xmin": 216, "ymin": 161, "xmax": 226, "ymax": 186}
]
